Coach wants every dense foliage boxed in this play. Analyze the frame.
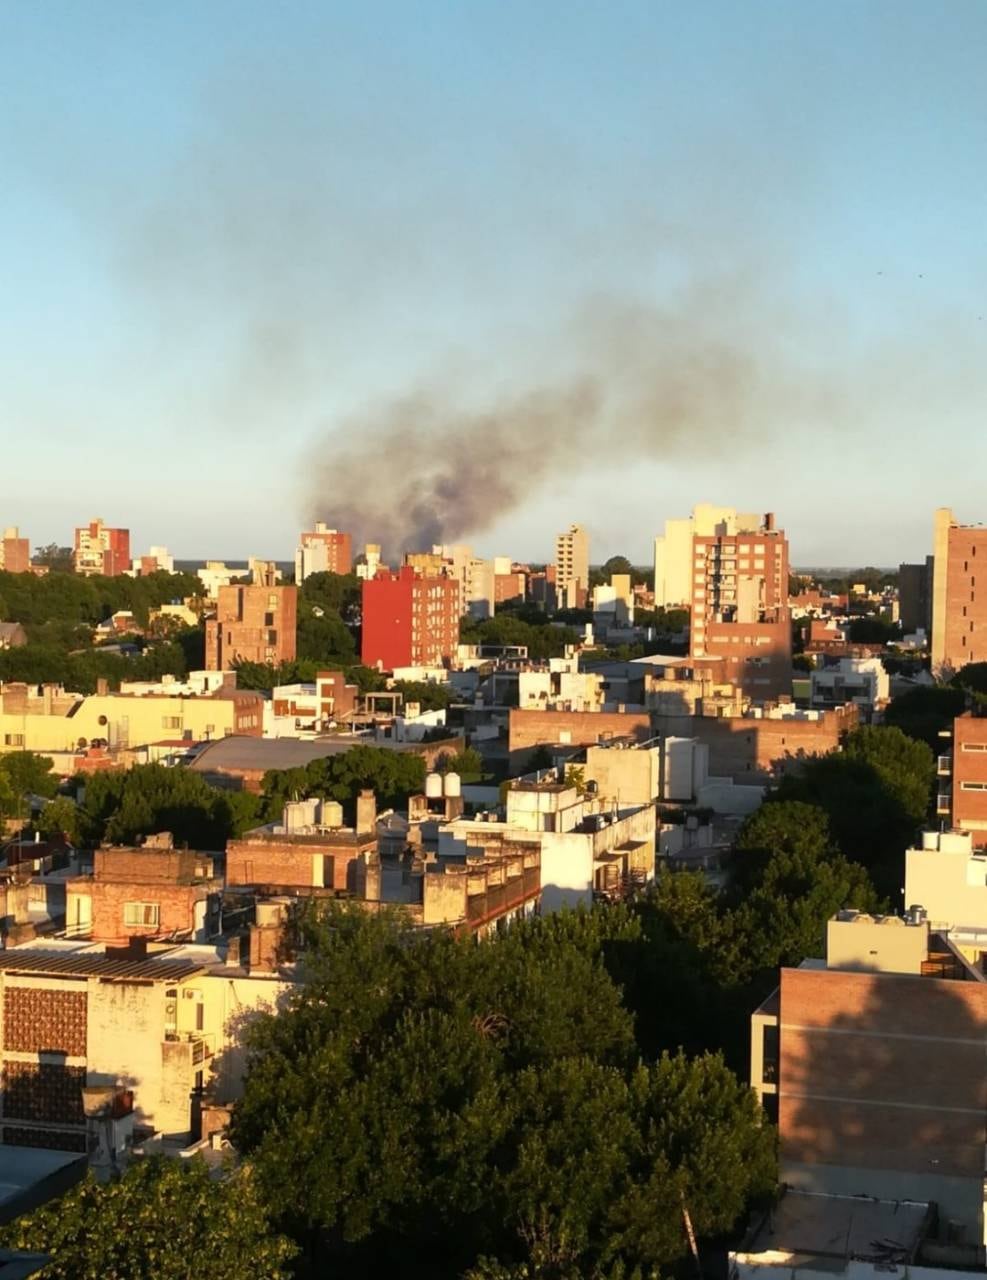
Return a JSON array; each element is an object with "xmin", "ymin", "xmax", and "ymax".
[
  {"xmin": 773, "ymin": 725, "xmax": 933, "ymax": 896},
  {"xmin": 259, "ymin": 744, "xmax": 426, "ymax": 824},
  {"xmin": 232, "ymin": 906, "xmax": 775, "ymax": 1278},
  {"xmin": 0, "ymin": 1157, "xmax": 295, "ymax": 1279},
  {"xmin": 461, "ymin": 614, "xmax": 580, "ymax": 660},
  {"xmin": 0, "ymin": 750, "xmax": 59, "ymax": 819}
]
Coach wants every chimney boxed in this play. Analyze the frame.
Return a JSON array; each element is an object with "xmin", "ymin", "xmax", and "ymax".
[
  {"xmin": 356, "ymin": 789, "xmax": 377, "ymax": 836},
  {"xmin": 96, "ymin": 678, "xmax": 109, "ymax": 696},
  {"xmin": 764, "ymin": 512, "xmax": 775, "ymax": 532}
]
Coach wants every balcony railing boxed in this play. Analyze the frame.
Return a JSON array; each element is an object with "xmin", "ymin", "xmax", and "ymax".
[{"xmin": 937, "ymin": 755, "xmax": 952, "ymax": 775}]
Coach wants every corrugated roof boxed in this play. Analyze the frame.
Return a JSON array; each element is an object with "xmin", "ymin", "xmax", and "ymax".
[
  {"xmin": 189, "ymin": 734, "xmax": 437, "ymax": 772},
  {"xmin": 0, "ymin": 950, "xmax": 205, "ymax": 982}
]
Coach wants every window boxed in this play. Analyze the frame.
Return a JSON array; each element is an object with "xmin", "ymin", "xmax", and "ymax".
[
  {"xmin": 264, "ymin": 612, "xmax": 274, "ymax": 626},
  {"xmin": 162, "ymin": 716, "xmax": 181, "ymax": 730},
  {"xmin": 3, "ymin": 734, "xmax": 24, "ymax": 747},
  {"xmin": 124, "ymin": 902, "xmax": 160, "ymax": 926},
  {"xmin": 961, "ymin": 742, "xmax": 987, "ymax": 752},
  {"xmin": 960, "ymin": 782, "xmax": 987, "ymax": 791}
]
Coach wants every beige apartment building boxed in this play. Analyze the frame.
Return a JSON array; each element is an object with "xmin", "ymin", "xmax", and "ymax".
[
  {"xmin": 0, "ymin": 682, "xmax": 263, "ymax": 769},
  {"xmin": 554, "ymin": 525, "xmax": 589, "ymax": 610},
  {"xmin": 0, "ymin": 941, "xmax": 290, "ymax": 1151},
  {"xmin": 931, "ymin": 506, "xmax": 987, "ymax": 672}
]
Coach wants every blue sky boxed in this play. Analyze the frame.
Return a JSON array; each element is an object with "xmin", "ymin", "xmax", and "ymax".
[{"xmin": 2, "ymin": 1, "xmax": 986, "ymax": 566}]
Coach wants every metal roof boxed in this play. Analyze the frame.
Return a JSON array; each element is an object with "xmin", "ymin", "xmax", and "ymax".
[
  {"xmin": 189, "ymin": 734, "xmax": 436, "ymax": 772},
  {"xmin": 0, "ymin": 950, "xmax": 205, "ymax": 982}
]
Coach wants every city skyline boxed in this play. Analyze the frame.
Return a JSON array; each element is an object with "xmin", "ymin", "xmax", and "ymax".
[{"xmin": 4, "ymin": 2, "xmax": 987, "ymax": 563}]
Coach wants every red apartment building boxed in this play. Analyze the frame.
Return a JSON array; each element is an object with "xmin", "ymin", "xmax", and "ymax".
[
  {"xmin": 73, "ymin": 519, "xmax": 131, "ymax": 577},
  {"xmin": 295, "ymin": 522, "xmax": 353, "ymax": 581},
  {"xmin": 361, "ymin": 566, "xmax": 460, "ymax": 670},
  {"xmin": 204, "ymin": 584, "xmax": 297, "ymax": 670},
  {"xmin": 0, "ymin": 528, "xmax": 30, "ymax": 574},
  {"xmin": 932, "ymin": 507, "xmax": 987, "ymax": 672},
  {"xmin": 690, "ymin": 512, "xmax": 792, "ymax": 698}
]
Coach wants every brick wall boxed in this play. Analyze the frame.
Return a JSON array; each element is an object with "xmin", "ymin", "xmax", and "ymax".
[
  {"xmin": 651, "ymin": 706, "xmax": 856, "ymax": 783},
  {"xmin": 778, "ymin": 967, "xmax": 987, "ymax": 1182},
  {"xmin": 952, "ymin": 713, "xmax": 987, "ymax": 841},
  {"xmin": 2, "ymin": 1062, "xmax": 86, "ymax": 1126},
  {"xmin": 226, "ymin": 837, "xmax": 365, "ymax": 890},
  {"xmin": 508, "ymin": 709, "xmax": 653, "ymax": 770},
  {"xmin": 4, "ymin": 989, "xmax": 87, "ymax": 1056},
  {"xmin": 86, "ymin": 880, "xmax": 211, "ymax": 942}
]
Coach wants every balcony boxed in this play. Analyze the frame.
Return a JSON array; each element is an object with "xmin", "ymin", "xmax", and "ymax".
[
  {"xmin": 936, "ymin": 792, "xmax": 951, "ymax": 815},
  {"xmin": 937, "ymin": 755, "xmax": 953, "ymax": 776}
]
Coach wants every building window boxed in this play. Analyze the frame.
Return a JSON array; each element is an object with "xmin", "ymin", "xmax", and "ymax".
[
  {"xmin": 162, "ymin": 716, "xmax": 181, "ymax": 730},
  {"xmin": 961, "ymin": 743, "xmax": 987, "ymax": 752},
  {"xmin": 124, "ymin": 902, "xmax": 160, "ymax": 926},
  {"xmin": 960, "ymin": 782, "xmax": 987, "ymax": 791},
  {"xmin": 3, "ymin": 734, "xmax": 24, "ymax": 747}
]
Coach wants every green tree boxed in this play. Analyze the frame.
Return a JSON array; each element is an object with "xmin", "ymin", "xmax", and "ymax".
[
  {"xmin": 884, "ymin": 684, "xmax": 965, "ymax": 751},
  {"xmin": 231, "ymin": 906, "xmax": 774, "ymax": 1278},
  {"xmin": 391, "ymin": 680, "xmax": 452, "ymax": 712},
  {"xmin": 0, "ymin": 1157, "xmax": 295, "ymax": 1279},
  {"xmin": 0, "ymin": 751, "xmax": 58, "ymax": 818},
  {"xmin": 75, "ymin": 764, "xmax": 235, "ymax": 849},
  {"xmin": 35, "ymin": 796, "xmax": 81, "ymax": 844},
  {"xmin": 776, "ymin": 726, "xmax": 933, "ymax": 895},
  {"xmin": 260, "ymin": 744, "xmax": 426, "ymax": 823}
]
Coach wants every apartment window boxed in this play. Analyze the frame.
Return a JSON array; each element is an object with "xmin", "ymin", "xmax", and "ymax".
[
  {"xmin": 124, "ymin": 902, "xmax": 160, "ymax": 926},
  {"xmin": 162, "ymin": 716, "xmax": 181, "ymax": 730},
  {"xmin": 960, "ymin": 782, "xmax": 987, "ymax": 791},
  {"xmin": 961, "ymin": 743, "xmax": 987, "ymax": 752},
  {"xmin": 3, "ymin": 734, "xmax": 24, "ymax": 748},
  {"xmin": 264, "ymin": 612, "xmax": 274, "ymax": 626}
]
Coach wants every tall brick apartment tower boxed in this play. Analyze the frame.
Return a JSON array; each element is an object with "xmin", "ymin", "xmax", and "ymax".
[
  {"xmin": 931, "ymin": 507, "xmax": 987, "ymax": 673},
  {"xmin": 73, "ymin": 519, "xmax": 131, "ymax": 576},
  {"xmin": 295, "ymin": 523, "xmax": 353, "ymax": 582},
  {"xmin": 205, "ymin": 581, "xmax": 297, "ymax": 670},
  {"xmin": 689, "ymin": 511, "xmax": 792, "ymax": 698},
  {"xmin": 361, "ymin": 566, "xmax": 460, "ymax": 670},
  {"xmin": 0, "ymin": 527, "xmax": 30, "ymax": 574}
]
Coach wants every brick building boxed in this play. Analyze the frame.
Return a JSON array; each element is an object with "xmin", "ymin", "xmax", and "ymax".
[
  {"xmin": 0, "ymin": 527, "xmax": 30, "ymax": 574},
  {"xmin": 0, "ymin": 943, "xmax": 290, "ymax": 1152},
  {"xmin": 294, "ymin": 522, "xmax": 352, "ymax": 582},
  {"xmin": 751, "ymin": 911, "xmax": 987, "ymax": 1243},
  {"xmin": 931, "ymin": 506, "xmax": 987, "ymax": 672},
  {"xmin": 946, "ymin": 712, "xmax": 987, "ymax": 847},
  {"xmin": 361, "ymin": 566, "xmax": 460, "ymax": 671},
  {"xmin": 66, "ymin": 840, "xmax": 221, "ymax": 944},
  {"xmin": 690, "ymin": 512, "xmax": 792, "ymax": 699},
  {"xmin": 509, "ymin": 703, "xmax": 855, "ymax": 782},
  {"xmin": 226, "ymin": 795, "xmax": 378, "ymax": 893},
  {"xmin": 73, "ymin": 519, "xmax": 130, "ymax": 577},
  {"xmin": 507, "ymin": 708, "xmax": 654, "ymax": 771},
  {"xmin": 204, "ymin": 583, "xmax": 297, "ymax": 671}
]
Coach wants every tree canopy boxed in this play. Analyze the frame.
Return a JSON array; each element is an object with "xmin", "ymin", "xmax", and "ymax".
[
  {"xmin": 0, "ymin": 1157, "xmax": 295, "ymax": 1280},
  {"xmin": 774, "ymin": 726, "xmax": 932, "ymax": 897},
  {"xmin": 231, "ymin": 905, "xmax": 775, "ymax": 1278}
]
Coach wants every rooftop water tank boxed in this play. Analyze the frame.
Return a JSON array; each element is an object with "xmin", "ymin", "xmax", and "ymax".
[
  {"xmin": 425, "ymin": 772, "xmax": 443, "ymax": 799},
  {"xmin": 444, "ymin": 771, "xmax": 461, "ymax": 798},
  {"xmin": 320, "ymin": 800, "xmax": 344, "ymax": 829}
]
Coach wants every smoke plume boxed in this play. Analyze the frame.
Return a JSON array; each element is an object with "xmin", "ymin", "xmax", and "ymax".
[{"xmin": 307, "ymin": 285, "xmax": 826, "ymax": 559}]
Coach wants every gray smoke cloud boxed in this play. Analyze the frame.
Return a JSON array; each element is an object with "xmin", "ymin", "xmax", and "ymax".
[{"xmin": 307, "ymin": 284, "xmax": 828, "ymax": 559}]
